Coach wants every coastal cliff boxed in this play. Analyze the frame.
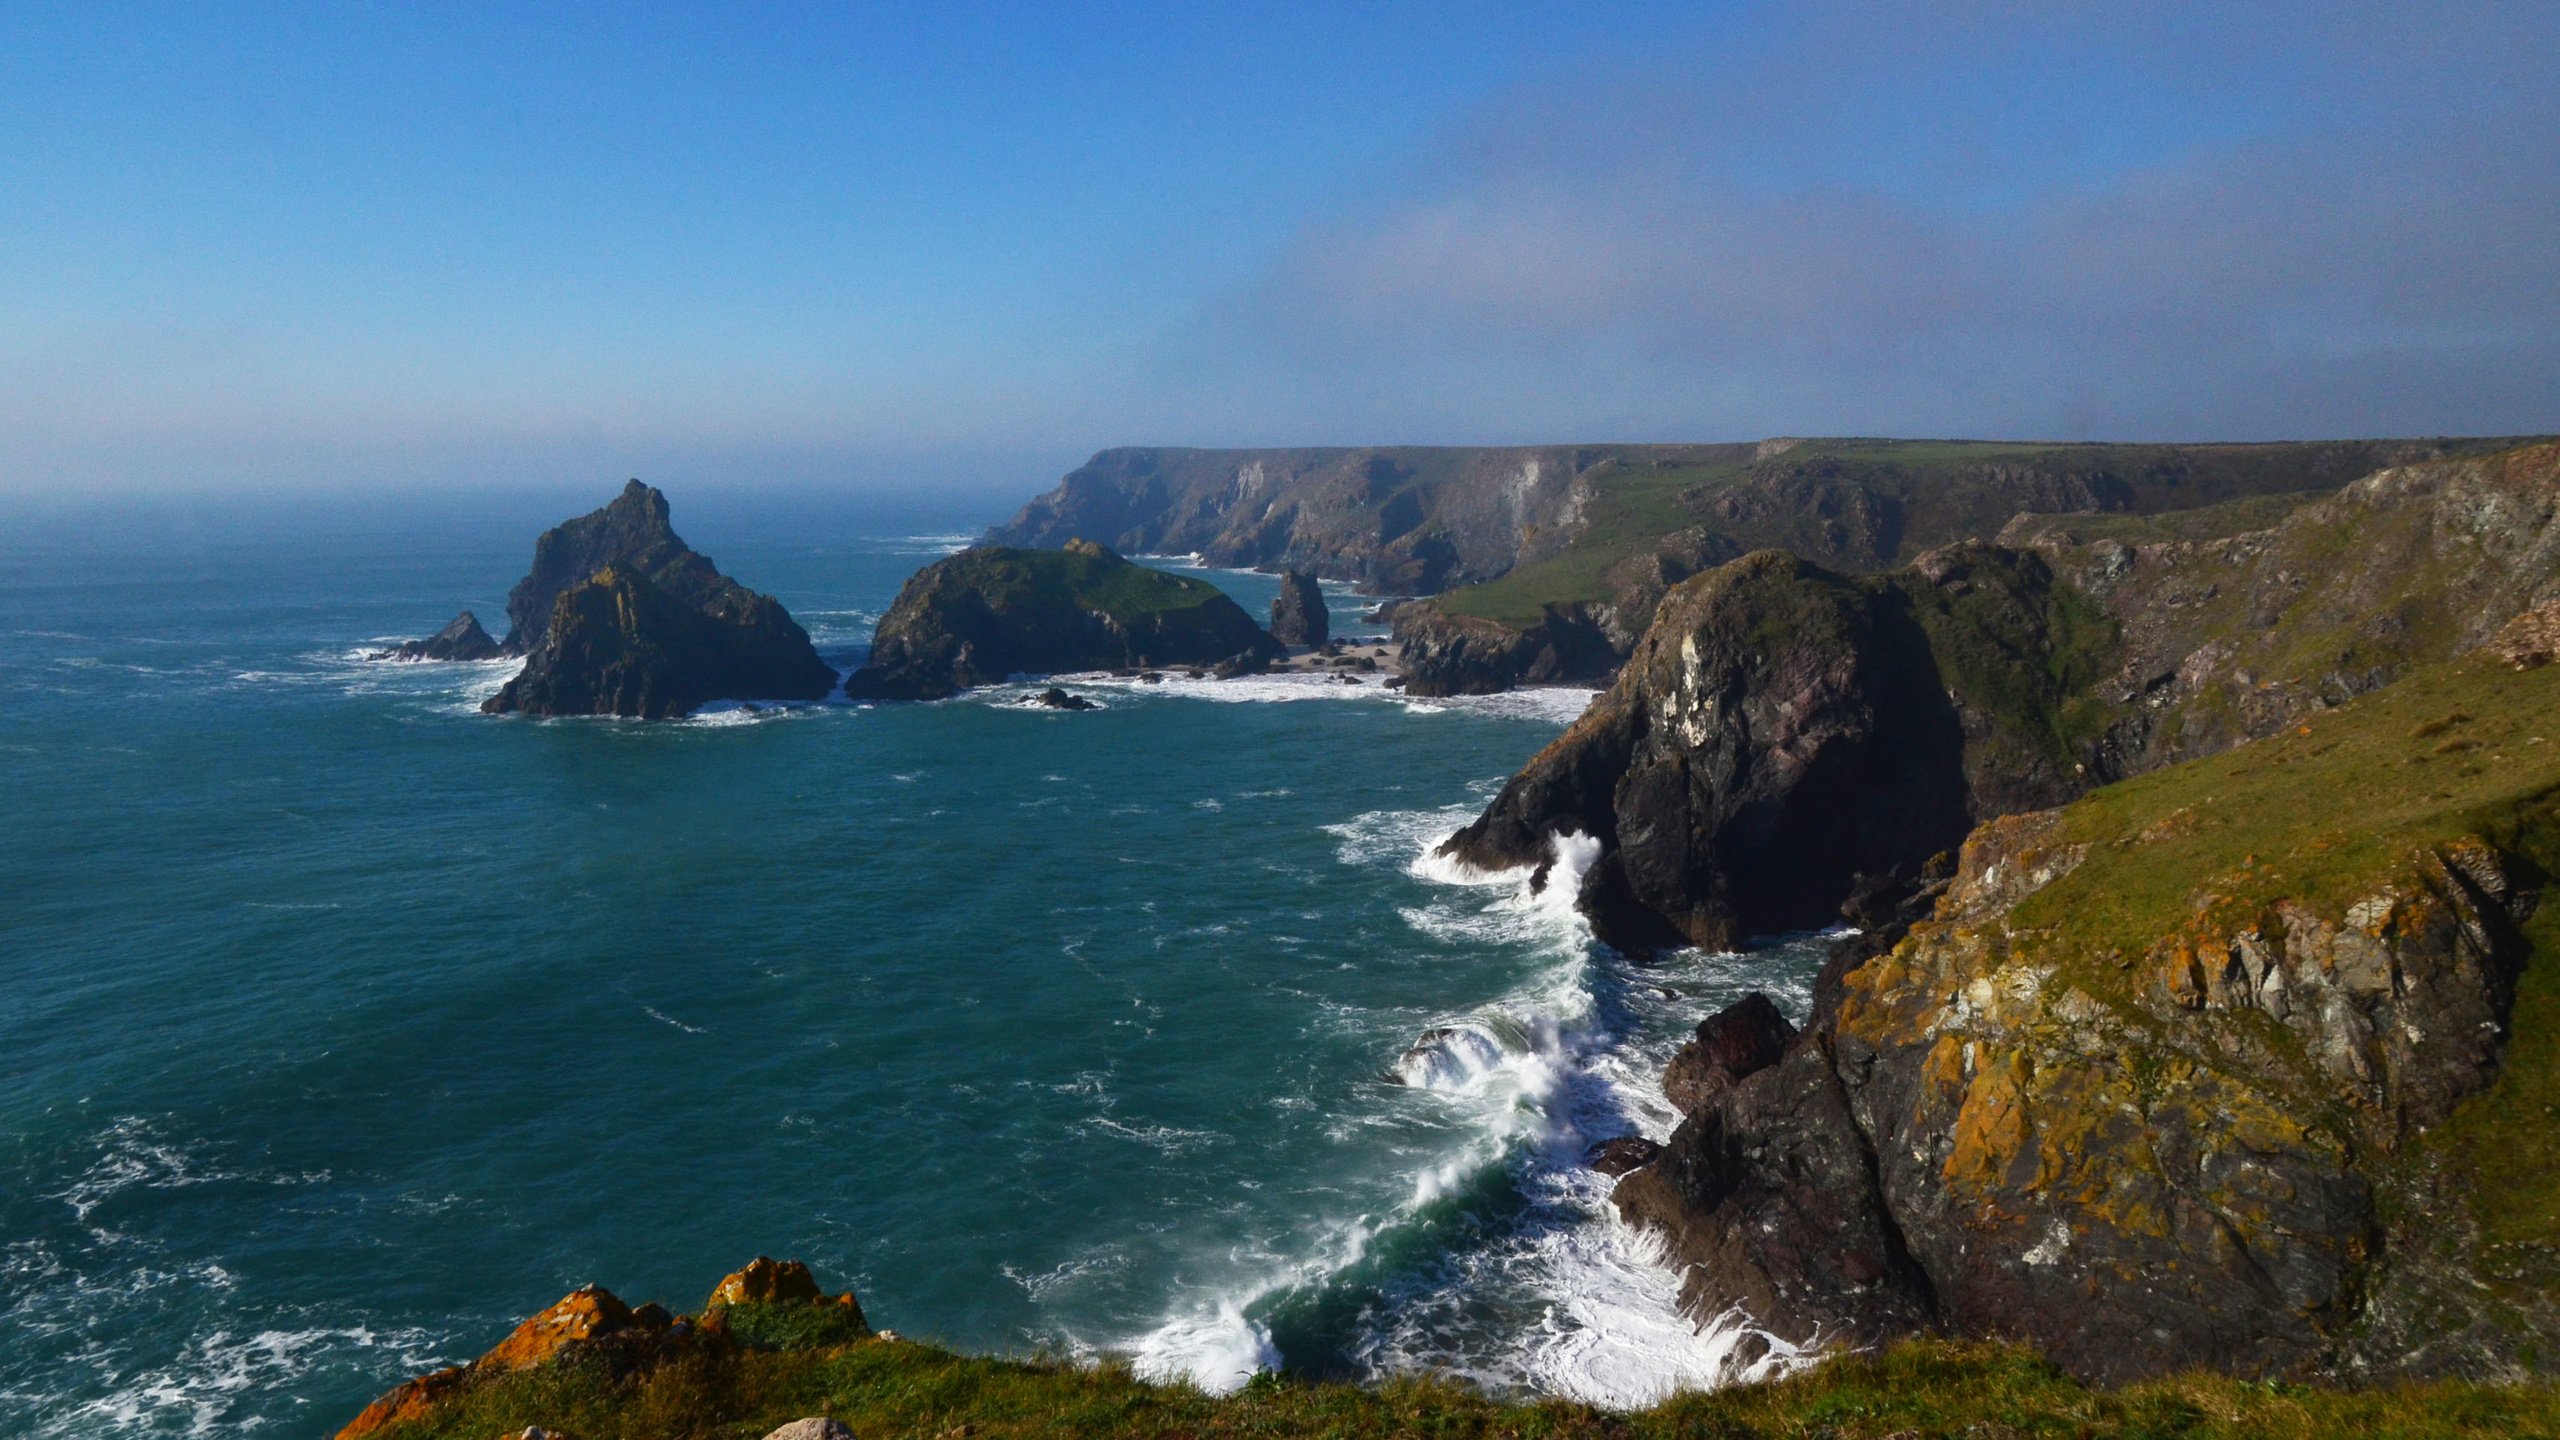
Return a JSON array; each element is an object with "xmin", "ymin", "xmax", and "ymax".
[
  {"xmin": 993, "ymin": 438, "xmax": 2542, "ymax": 695},
  {"xmin": 1448, "ymin": 443, "xmax": 2560, "ymax": 950},
  {"xmin": 1613, "ymin": 640, "xmax": 2560, "ymax": 1382},
  {"xmin": 483, "ymin": 482, "xmax": 837, "ymax": 718},
  {"xmin": 843, "ymin": 541, "xmax": 1279, "ymax": 700}
]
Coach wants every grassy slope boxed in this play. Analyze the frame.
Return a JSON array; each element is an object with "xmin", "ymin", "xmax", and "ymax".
[
  {"xmin": 2003, "ymin": 651, "xmax": 2560, "ymax": 1307},
  {"xmin": 945, "ymin": 547, "xmax": 1233, "ymax": 619},
  {"xmin": 368, "ymin": 1333, "xmax": 2560, "ymax": 1440},
  {"xmin": 1438, "ymin": 454, "xmax": 1756, "ymax": 626},
  {"xmin": 1432, "ymin": 437, "xmax": 2539, "ymax": 628}
]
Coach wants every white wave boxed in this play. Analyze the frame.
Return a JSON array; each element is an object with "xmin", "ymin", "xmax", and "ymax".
[
  {"xmin": 49, "ymin": 1324, "xmax": 448, "ymax": 1439},
  {"xmin": 1079, "ymin": 1117, "xmax": 1228, "ymax": 1156},
  {"xmin": 1128, "ymin": 1304, "xmax": 1281, "ymax": 1392},
  {"xmin": 1391, "ymin": 1023, "xmax": 1513, "ymax": 1092},
  {"xmin": 1400, "ymin": 687, "xmax": 1600, "ymax": 726},
  {"xmin": 677, "ymin": 702, "xmax": 823, "ymax": 727},
  {"xmin": 48, "ymin": 1118, "xmax": 331, "ymax": 1224},
  {"xmin": 641, "ymin": 1005, "xmax": 708, "ymax": 1034}
]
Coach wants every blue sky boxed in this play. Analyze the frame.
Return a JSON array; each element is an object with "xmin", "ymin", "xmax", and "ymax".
[{"xmin": 2, "ymin": 2, "xmax": 2554, "ymax": 503}]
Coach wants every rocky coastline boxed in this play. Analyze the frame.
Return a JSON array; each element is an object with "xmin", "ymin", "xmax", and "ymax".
[{"xmin": 1432, "ymin": 440, "xmax": 2560, "ymax": 1382}]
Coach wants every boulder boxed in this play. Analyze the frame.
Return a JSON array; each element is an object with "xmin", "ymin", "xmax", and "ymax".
[
  {"xmin": 372, "ymin": 610, "xmax": 502, "ymax": 662},
  {"xmin": 707, "ymin": 1257, "xmax": 822, "ymax": 1309},
  {"xmin": 1028, "ymin": 687, "xmax": 1097, "ymax": 710},
  {"xmin": 762, "ymin": 1421, "xmax": 856, "ymax": 1440},
  {"xmin": 481, "ymin": 1284, "xmax": 637, "ymax": 1371},
  {"xmin": 1270, "ymin": 568, "xmax": 1330, "ymax": 646},
  {"xmin": 846, "ymin": 542, "xmax": 1279, "ymax": 700}
]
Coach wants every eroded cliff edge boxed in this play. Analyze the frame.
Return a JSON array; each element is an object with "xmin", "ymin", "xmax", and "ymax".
[{"xmin": 1614, "ymin": 640, "xmax": 2560, "ymax": 1383}]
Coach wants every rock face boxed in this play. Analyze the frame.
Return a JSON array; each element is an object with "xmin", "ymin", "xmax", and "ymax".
[
  {"xmin": 994, "ymin": 438, "xmax": 2535, "ymax": 695},
  {"xmin": 482, "ymin": 482, "xmax": 836, "ymax": 718},
  {"xmin": 1611, "ymin": 651, "xmax": 2560, "ymax": 1384},
  {"xmin": 1660, "ymin": 993, "xmax": 1797, "ymax": 1115},
  {"xmin": 1449, "ymin": 443, "xmax": 2560, "ymax": 952},
  {"xmin": 1270, "ymin": 568, "xmax": 1329, "ymax": 646},
  {"xmin": 845, "ymin": 541, "xmax": 1280, "ymax": 701},
  {"xmin": 1394, "ymin": 604, "xmax": 1621, "ymax": 696},
  {"xmin": 1440, "ymin": 553, "xmax": 1976, "ymax": 952},
  {"xmin": 373, "ymin": 610, "xmax": 502, "ymax": 662}
]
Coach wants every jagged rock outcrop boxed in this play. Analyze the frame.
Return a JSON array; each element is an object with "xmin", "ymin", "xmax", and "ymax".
[
  {"xmin": 1439, "ymin": 553, "xmax": 1976, "ymax": 951},
  {"xmin": 1660, "ymin": 992, "xmax": 1797, "ymax": 1115},
  {"xmin": 339, "ymin": 1259, "xmax": 870, "ymax": 1440},
  {"xmin": 1393, "ymin": 603, "xmax": 1621, "ymax": 696},
  {"xmin": 1613, "ymin": 651, "xmax": 2560, "ymax": 1384},
  {"xmin": 372, "ymin": 610, "xmax": 503, "ymax": 662},
  {"xmin": 481, "ymin": 482, "xmax": 836, "ymax": 718},
  {"xmin": 484, "ymin": 563, "xmax": 834, "ymax": 719},
  {"xmin": 1270, "ymin": 568, "xmax": 1329, "ymax": 646},
  {"xmin": 845, "ymin": 541, "xmax": 1279, "ymax": 701},
  {"xmin": 1451, "ymin": 443, "xmax": 2560, "ymax": 952}
]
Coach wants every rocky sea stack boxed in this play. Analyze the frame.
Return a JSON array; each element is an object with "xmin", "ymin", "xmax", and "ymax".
[
  {"xmin": 371, "ymin": 610, "xmax": 502, "ymax": 662},
  {"xmin": 844, "ymin": 541, "xmax": 1279, "ymax": 700},
  {"xmin": 482, "ymin": 481, "xmax": 836, "ymax": 719},
  {"xmin": 1269, "ymin": 568, "xmax": 1328, "ymax": 646}
]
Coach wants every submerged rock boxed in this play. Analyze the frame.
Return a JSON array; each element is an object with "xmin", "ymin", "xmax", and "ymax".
[
  {"xmin": 1583, "ymin": 1136, "xmax": 1662, "ymax": 1176},
  {"xmin": 1270, "ymin": 568, "xmax": 1329, "ymax": 646},
  {"xmin": 482, "ymin": 483, "xmax": 835, "ymax": 719},
  {"xmin": 846, "ymin": 541, "xmax": 1279, "ymax": 700},
  {"xmin": 372, "ymin": 610, "xmax": 502, "ymax": 662}
]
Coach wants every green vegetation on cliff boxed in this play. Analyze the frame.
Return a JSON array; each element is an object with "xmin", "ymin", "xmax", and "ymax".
[
  {"xmin": 357, "ymin": 1329, "xmax": 2560, "ymax": 1440},
  {"xmin": 844, "ymin": 541, "xmax": 1278, "ymax": 700},
  {"xmin": 1434, "ymin": 436, "xmax": 2539, "ymax": 629}
]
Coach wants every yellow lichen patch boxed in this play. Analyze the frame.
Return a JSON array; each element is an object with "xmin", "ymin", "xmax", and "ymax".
[{"xmin": 1943, "ymin": 1047, "xmax": 2033, "ymax": 1198}]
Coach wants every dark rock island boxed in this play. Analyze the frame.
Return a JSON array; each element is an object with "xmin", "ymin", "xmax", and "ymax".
[
  {"xmin": 1269, "ymin": 567, "xmax": 1328, "ymax": 646},
  {"xmin": 844, "ymin": 540, "xmax": 1280, "ymax": 700},
  {"xmin": 482, "ymin": 480, "xmax": 836, "ymax": 718},
  {"xmin": 370, "ymin": 610, "xmax": 502, "ymax": 662}
]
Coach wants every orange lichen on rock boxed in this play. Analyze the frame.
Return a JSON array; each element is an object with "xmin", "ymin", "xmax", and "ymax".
[
  {"xmin": 708, "ymin": 1256, "xmax": 823, "ymax": 1309},
  {"xmin": 480, "ymin": 1284, "xmax": 637, "ymax": 1371}
]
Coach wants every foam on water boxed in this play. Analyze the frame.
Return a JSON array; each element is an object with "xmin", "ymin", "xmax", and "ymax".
[{"xmin": 1118, "ymin": 806, "xmax": 1824, "ymax": 1402}]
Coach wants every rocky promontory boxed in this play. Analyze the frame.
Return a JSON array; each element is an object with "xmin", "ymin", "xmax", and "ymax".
[
  {"xmin": 844, "ymin": 541, "xmax": 1280, "ymax": 700},
  {"xmin": 1446, "ymin": 442, "xmax": 2560, "ymax": 952},
  {"xmin": 1612, "ymin": 642, "xmax": 2560, "ymax": 1382},
  {"xmin": 482, "ymin": 481, "xmax": 837, "ymax": 718}
]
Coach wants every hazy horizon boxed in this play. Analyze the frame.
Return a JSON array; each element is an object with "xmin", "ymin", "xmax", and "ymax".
[{"xmin": 6, "ymin": 1, "xmax": 2555, "ymax": 503}]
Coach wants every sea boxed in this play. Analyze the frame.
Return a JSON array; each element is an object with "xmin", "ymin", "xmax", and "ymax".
[{"xmin": 0, "ymin": 491, "xmax": 1830, "ymax": 1436}]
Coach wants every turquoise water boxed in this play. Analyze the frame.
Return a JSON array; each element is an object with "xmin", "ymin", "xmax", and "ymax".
[{"xmin": 0, "ymin": 502, "xmax": 1828, "ymax": 1436}]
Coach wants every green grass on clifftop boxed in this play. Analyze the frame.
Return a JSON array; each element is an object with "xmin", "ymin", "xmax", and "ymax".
[
  {"xmin": 939, "ymin": 545, "xmax": 1233, "ymax": 619},
  {"xmin": 363, "ymin": 1332, "xmax": 2560, "ymax": 1440}
]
